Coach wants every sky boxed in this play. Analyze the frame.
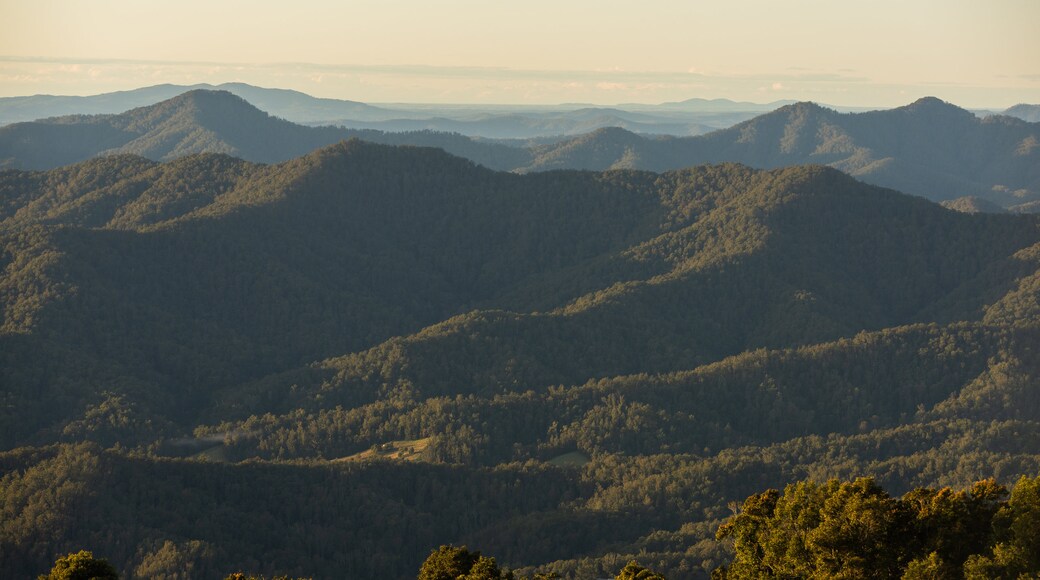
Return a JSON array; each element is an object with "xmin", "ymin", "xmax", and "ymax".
[{"xmin": 1, "ymin": 0, "xmax": 1038, "ymax": 108}]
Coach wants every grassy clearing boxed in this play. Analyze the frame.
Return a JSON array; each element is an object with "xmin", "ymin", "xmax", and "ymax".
[
  {"xmin": 334, "ymin": 437, "xmax": 433, "ymax": 463},
  {"xmin": 547, "ymin": 451, "xmax": 590, "ymax": 467}
]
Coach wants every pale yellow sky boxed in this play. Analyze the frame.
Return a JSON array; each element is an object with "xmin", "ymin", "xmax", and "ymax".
[{"xmin": 1, "ymin": 0, "xmax": 1038, "ymax": 107}]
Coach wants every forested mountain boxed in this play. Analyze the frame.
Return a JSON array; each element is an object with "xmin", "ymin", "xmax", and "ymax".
[
  {"xmin": 3, "ymin": 141, "xmax": 1040, "ymax": 578},
  {"xmin": 0, "ymin": 90, "xmax": 531, "ymax": 171},
  {"xmin": 521, "ymin": 98, "xmax": 1040, "ymax": 207},
  {"xmin": 5, "ymin": 92, "xmax": 1037, "ymax": 211}
]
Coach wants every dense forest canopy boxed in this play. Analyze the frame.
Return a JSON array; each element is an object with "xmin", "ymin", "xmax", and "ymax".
[{"xmin": 2, "ymin": 136, "xmax": 1040, "ymax": 578}]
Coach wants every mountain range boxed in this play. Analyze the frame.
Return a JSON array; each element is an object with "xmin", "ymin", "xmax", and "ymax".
[
  {"xmin": 309, "ymin": 107, "xmax": 718, "ymax": 138},
  {"xmin": 0, "ymin": 82, "xmax": 767, "ymax": 138},
  {"xmin": 0, "ymin": 90, "xmax": 530, "ymax": 171},
  {"xmin": 2, "ymin": 90, "xmax": 1038, "ymax": 210},
  {"xmin": 519, "ymin": 98, "xmax": 1040, "ymax": 207},
  {"xmin": 0, "ymin": 82, "xmax": 391, "ymax": 125},
  {"xmin": 3, "ymin": 136, "xmax": 1040, "ymax": 577}
]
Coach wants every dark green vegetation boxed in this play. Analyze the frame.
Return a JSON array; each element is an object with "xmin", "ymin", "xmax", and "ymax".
[
  {"xmin": 418, "ymin": 545, "xmax": 511, "ymax": 580},
  {"xmin": 416, "ymin": 545, "xmax": 660, "ymax": 580},
  {"xmin": 3, "ymin": 140, "xmax": 1040, "ymax": 578},
  {"xmin": 38, "ymin": 550, "xmax": 118, "ymax": 580},
  {"xmin": 714, "ymin": 474, "xmax": 1040, "ymax": 579}
]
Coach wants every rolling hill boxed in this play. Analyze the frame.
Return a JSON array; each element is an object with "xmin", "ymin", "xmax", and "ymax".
[{"xmin": 3, "ymin": 141, "xmax": 1040, "ymax": 578}]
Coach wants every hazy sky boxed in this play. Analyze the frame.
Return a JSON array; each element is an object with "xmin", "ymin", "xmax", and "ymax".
[{"xmin": 1, "ymin": 0, "xmax": 1038, "ymax": 107}]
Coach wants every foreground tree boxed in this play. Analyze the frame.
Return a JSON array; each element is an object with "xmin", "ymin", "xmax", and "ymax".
[
  {"xmin": 964, "ymin": 474, "xmax": 1040, "ymax": 578},
  {"xmin": 615, "ymin": 560, "xmax": 667, "ymax": 579},
  {"xmin": 418, "ymin": 545, "xmax": 512, "ymax": 580},
  {"xmin": 713, "ymin": 475, "xmax": 1040, "ymax": 579},
  {"xmin": 39, "ymin": 550, "xmax": 118, "ymax": 580}
]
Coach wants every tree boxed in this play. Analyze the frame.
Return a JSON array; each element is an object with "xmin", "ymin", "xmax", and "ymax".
[
  {"xmin": 901, "ymin": 552, "xmax": 955, "ymax": 579},
  {"xmin": 964, "ymin": 474, "xmax": 1040, "ymax": 578},
  {"xmin": 38, "ymin": 550, "xmax": 118, "ymax": 580},
  {"xmin": 805, "ymin": 478, "xmax": 910, "ymax": 578},
  {"xmin": 615, "ymin": 560, "xmax": 666, "ymax": 580},
  {"xmin": 418, "ymin": 545, "xmax": 511, "ymax": 580}
]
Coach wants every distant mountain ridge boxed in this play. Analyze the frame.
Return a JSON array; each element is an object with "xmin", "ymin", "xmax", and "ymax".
[
  {"xmin": 0, "ymin": 90, "xmax": 532, "ymax": 170},
  {"xmin": 631, "ymin": 96, "xmax": 799, "ymax": 112},
  {"xmin": 0, "ymin": 82, "xmax": 773, "ymax": 136},
  {"xmin": 0, "ymin": 82, "xmax": 391, "ymax": 125},
  {"xmin": 520, "ymin": 97, "xmax": 1040, "ymax": 206},
  {"xmin": 2, "ymin": 91, "xmax": 1038, "ymax": 208},
  {"xmin": 317, "ymin": 108, "xmax": 717, "ymax": 138}
]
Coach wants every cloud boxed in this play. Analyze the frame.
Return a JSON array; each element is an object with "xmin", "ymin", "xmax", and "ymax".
[{"xmin": 772, "ymin": 82, "xmax": 785, "ymax": 91}]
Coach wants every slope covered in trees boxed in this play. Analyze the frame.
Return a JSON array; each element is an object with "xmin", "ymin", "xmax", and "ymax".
[{"xmin": 3, "ymin": 141, "xmax": 1040, "ymax": 578}]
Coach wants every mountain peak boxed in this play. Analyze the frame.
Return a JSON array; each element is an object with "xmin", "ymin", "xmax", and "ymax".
[
  {"xmin": 762, "ymin": 101, "xmax": 832, "ymax": 120},
  {"xmin": 901, "ymin": 96, "xmax": 971, "ymax": 117},
  {"xmin": 587, "ymin": 126, "xmax": 641, "ymax": 139},
  {"xmin": 164, "ymin": 89, "xmax": 252, "ymax": 109}
]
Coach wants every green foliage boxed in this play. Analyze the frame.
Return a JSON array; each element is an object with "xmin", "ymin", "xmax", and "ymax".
[
  {"xmin": 714, "ymin": 475, "xmax": 1040, "ymax": 579},
  {"xmin": 38, "ymin": 550, "xmax": 118, "ymax": 580},
  {"xmin": 902, "ymin": 552, "xmax": 955, "ymax": 580},
  {"xmin": 418, "ymin": 545, "xmax": 511, "ymax": 580},
  {"xmin": 615, "ymin": 560, "xmax": 667, "ymax": 580}
]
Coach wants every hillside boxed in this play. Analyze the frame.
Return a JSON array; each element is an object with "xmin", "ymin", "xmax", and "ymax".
[
  {"xmin": 0, "ymin": 90, "xmax": 530, "ymax": 171},
  {"xmin": 521, "ymin": 98, "xmax": 1040, "ymax": 207},
  {"xmin": 3, "ymin": 142, "xmax": 1040, "ymax": 578}
]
